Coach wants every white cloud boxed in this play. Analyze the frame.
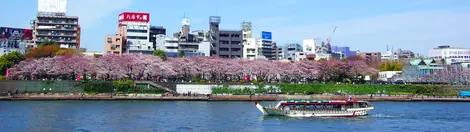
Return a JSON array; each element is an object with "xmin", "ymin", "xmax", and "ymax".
[
  {"xmin": 255, "ymin": 10, "xmax": 470, "ymax": 55},
  {"xmin": 67, "ymin": 0, "xmax": 132, "ymax": 28}
]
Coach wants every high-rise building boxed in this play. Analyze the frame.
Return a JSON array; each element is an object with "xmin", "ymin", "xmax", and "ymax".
[
  {"xmin": 209, "ymin": 16, "xmax": 243, "ymax": 58},
  {"xmin": 32, "ymin": 15, "xmax": 80, "ymax": 49},
  {"xmin": 215, "ymin": 30, "xmax": 243, "ymax": 58},
  {"xmin": 241, "ymin": 21, "xmax": 258, "ymax": 59},
  {"xmin": 32, "ymin": 0, "xmax": 80, "ymax": 49},
  {"xmin": 118, "ymin": 12, "xmax": 152, "ymax": 54},
  {"xmin": 258, "ymin": 31, "xmax": 273, "ymax": 59}
]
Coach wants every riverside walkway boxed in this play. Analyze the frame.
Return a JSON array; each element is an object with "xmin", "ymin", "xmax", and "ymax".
[
  {"xmin": 0, "ymin": 93, "xmax": 278, "ymax": 101},
  {"xmin": 1, "ymin": 94, "xmax": 470, "ymax": 102}
]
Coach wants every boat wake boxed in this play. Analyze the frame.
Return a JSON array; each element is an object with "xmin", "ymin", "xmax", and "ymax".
[
  {"xmin": 370, "ymin": 114, "xmax": 470, "ymax": 121},
  {"xmin": 370, "ymin": 114, "xmax": 402, "ymax": 118}
]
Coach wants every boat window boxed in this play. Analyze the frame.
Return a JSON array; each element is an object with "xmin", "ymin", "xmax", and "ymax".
[
  {"xmin": 325, "ymin": 105, "xmax": 335, "ymax": 109},
  {"xmin": 315, "ymin": 105, "xmax": 325, "ymax": 109},
  {"xmin": 296, "ymin": 105, "xmax": 306, "ymax": 109},
  {"xmin": 332, "ymin": 104, "xmax": 342, "ymax": 110},
  {"xmin": 287, "ymin": 105, "xmax": 295, "ymax": 109},
  {"xmin": 306, "ymin": 105, "xmax": 315, "ymax": 109},
  {"xmin": 347, "ymin": 103, "xmax": 354, "ymax": 108},
  {"xmin": 359, "ymin": 102, "xmax": 369, "ymax": 108}
]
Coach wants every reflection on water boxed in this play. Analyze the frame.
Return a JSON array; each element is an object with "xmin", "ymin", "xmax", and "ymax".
[
  {"xmin": 0, "ymin": 101, "xmax": 469, "ymax": 132},
  {"xmin": 258, "ymin": 115, "xmax": 372, "ymax": 123}
]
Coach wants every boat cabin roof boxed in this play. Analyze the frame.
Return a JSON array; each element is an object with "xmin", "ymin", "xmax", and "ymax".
[{"xmin": 280, "ymin": 99, "xmax": 366, "ymax": 104}]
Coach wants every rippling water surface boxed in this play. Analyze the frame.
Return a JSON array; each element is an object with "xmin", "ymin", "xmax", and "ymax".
[{"xmin": 0, "ymin": 101, "xmax": 469, "ymax": 132}]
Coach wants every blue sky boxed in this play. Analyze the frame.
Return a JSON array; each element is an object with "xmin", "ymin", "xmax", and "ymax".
[{"xmin": 1, "ymin": 0, "xmax": 470, "ymax": 55}]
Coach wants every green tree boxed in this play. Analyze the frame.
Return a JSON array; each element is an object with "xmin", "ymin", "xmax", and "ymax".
[
  {"xmin": 178, "ymin": 50, "xmax": 185, "ymax": 57},
  {"xmin": 392, "ymin": 61, "xmax": 403, "ymax": 71},
  {"xmin": 0, "ymin": 51, "xmax": 25, "ymax": 75},
  {"xmin": 41, "ymin": 40, "xmax": 56, "ymax": 46},
  {"xmin": 379, "ymin": 60, "xmax": 403, "ymax": 71},
  {"xmin": 153, "ymin": 50, "xmax": 167, "ymax": 61}
]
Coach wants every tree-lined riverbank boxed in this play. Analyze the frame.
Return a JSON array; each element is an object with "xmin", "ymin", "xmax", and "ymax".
[
  {"xmin": 2, "ymin": 94, "xmax": 470, "ymax": 102},
  {"xmin": 213, "ymin": 84, "xmax": 460, "ymax": 96}
]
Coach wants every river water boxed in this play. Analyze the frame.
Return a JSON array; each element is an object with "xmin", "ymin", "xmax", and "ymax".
[{"xmin": 0, "ymin": 101, "xmax": 469, "ymax": 132}]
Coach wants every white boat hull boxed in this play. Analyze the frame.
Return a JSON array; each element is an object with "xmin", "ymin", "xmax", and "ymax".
[{"xmin": 256, "ymin": 103, "xmax": 373, "ymax": 117}]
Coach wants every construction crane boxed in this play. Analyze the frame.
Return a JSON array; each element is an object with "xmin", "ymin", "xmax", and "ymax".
[
  {"xmin": 326, "ymin": 26, "xmax": 337, "ymax": 46},
  {"xmin": 326, "ymin": 26, "xmax": 337, "ymax": 53}
]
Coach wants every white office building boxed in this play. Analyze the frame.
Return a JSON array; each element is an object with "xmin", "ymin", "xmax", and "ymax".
[
  {"xmin": 381, "ymin": 50, "xmax": 399, "ymax": 61},
  {"xmin": 302, "ymin": 39, "xmax": 315, "ymax": 54},
  {"xmin": 163, "ymin": 38, "xmax": 179, "ymax": 52},
  {"xmin": 243, "ymin": 38, "xmax": 258, "ymax": 59},
  {"xmin": 429, "ymin": 45, "xmax": 470, "ymax": 64},
  {"xmin": 302, "ymin": 38, "xmax": 322, "ymax": 54},
  {"xmin": 241, "ymin": 22, "xmax": 260, "ymax": 59},
  {"xmin": 122, "ymin": 22, "xmax": 152, "ymax": 54}
]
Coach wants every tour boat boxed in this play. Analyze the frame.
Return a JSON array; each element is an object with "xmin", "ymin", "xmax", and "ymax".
[{"xmin": 255, "ymin": 98, "xmax": 374, "ymax": 117}]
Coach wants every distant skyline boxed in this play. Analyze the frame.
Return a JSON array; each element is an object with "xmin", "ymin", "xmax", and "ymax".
[{"xmin": 1, "ymin": 0, "xmax": 469, "ymax": 55}]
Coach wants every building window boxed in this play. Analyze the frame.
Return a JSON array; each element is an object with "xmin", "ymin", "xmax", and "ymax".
[
  {"xmin": 220, "ymin": 41, "xmax": 229, "ymax": 44},
  {"xmin": 220, "ymin": 48, "xmax": 229, "ymax": 51},
  {"xmin": 116, "ymin": 45, "xmax": 120, "ymax": 49},
  {"xmin": 107, "ymin": 51, "xmax": 111, "ymax": 54},
  {"xmin": 219, "ymin": 33, "xmax": 229, "ymax": 37},
  {"xmin": 231, "ymin": 41, "xmax": 241, "ymax": 45},
  {"xmin": 110, "ymin": 44, "xmax": 116, "ymax": 50},
  {"xmin": 127, "ymin": 29, "xmax": 148, "ymax": 33},
  {"xmin": 127, "ymin": 36, "xmax": 147, "ymax": 39},
  {"xmin": 107, "ymin": 38, "xmax": 112, "ymax": 43},
  {"xmin": 232, "ymin": 48, "xmax": 241, "ymax": 52},
  {"xmin": 231, "ymin": 34, "xmax": 240, "ymax": 38},
  {"xmin": 116, "ymin": 38, "xmax": 121, "ymax": 42}
]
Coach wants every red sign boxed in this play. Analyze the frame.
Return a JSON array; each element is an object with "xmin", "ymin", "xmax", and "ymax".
[{"xmin": 118, "ymin": 12, "xmax": 150, "ymax": 23}]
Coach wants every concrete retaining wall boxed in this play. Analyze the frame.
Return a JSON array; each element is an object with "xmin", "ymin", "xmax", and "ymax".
[{"xmin": 176, "ymin": 84, "xmax": 280, "ymax": 94}]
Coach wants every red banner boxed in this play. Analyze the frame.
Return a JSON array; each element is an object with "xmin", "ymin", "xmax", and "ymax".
[{"xmin": 118, "ymin": 12, "xmax": 150, "ymax": 23}]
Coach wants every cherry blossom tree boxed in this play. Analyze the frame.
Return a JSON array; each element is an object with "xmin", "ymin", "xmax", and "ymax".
[{"xmin": 8, "ymin": 54, "xmax": 386, "ymax": 84}]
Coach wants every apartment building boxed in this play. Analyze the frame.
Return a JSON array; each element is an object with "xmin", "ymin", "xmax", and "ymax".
[
  {"xmin": 283, "ymin": 43, "xmax": 302, "ymax": 61},
  {"xmin": 209, "ymin": 16, "xmax": 243, "ymax": 58},
  {"xmin": 32, "ymin": 14, "xmax": 80, "ymax": 49}
]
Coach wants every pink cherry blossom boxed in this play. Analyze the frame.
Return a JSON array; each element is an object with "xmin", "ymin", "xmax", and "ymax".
[{"xmin": 7, "ymin": 54, "xmax": 401, "ymax": 83}]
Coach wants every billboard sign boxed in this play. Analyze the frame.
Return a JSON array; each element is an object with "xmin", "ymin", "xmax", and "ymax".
[
  {"xmin": 261, "ymin": 31, "xmax": 272, "ymax": 40},
  {"xmin": 0, "ymin": 27, "xmax": 33, "ymax": 39},
  {"xmin": 38, "ymin": 0, "xmax": 67, "ymax": 13},
  {"xmin": 118, "ymin": 12, "xmax": 150, "ymax": 23}
]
